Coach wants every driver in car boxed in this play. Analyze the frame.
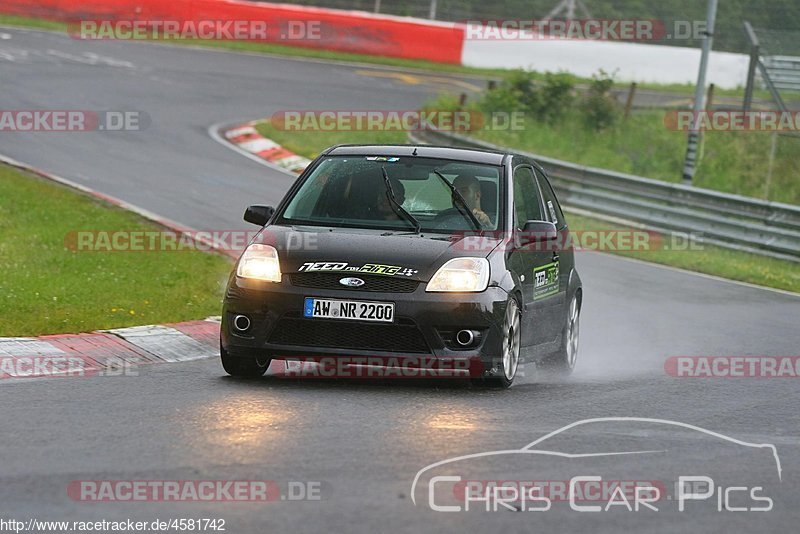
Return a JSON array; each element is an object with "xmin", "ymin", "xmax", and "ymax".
[{"xmin": 435, "ymin": 173, "xmax": 492, "ymax": 227}]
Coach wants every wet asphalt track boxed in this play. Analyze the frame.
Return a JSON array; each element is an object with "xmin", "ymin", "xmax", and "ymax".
[{"xmin": 1, "ymin": 26, "xmax": 800, "ymax": 533}]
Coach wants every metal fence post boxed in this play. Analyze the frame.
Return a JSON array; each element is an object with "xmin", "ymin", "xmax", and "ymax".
[
  {"xmin": 624, "ymin": 82, "xmax": 637, "ymax": 121},
  {"xmin": 682, "ymin": 0, "xmax": 718, "ymax": 185},
  {"xmin": 743, "ymin": 22, "xmax": 760, "ymax": 112},
  {"xmin": 706, "ymin": 83, "xmax": 715, "ymax": 110}
]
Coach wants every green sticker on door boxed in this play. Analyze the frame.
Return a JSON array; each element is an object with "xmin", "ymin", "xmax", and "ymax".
[{"xmin": 533, "ymin": 261, "xmax": 559, "ymax": 300}]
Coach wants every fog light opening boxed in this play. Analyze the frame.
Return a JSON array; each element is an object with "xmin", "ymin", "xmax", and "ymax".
[
  {"xmin": 455, "ymin": 329, "xmax": 479, "ymax": 347},
  {"xmin": 233, "ymin": 314, "xmax": 251, "ymax": 332}
]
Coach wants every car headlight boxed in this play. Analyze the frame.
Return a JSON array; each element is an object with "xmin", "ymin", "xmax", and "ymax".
[
  {"xmin": 237, "ymin": 244, "xmax": 282, "ymax": 282},
  {"xmin": 426, "ymin": 257, "xmax": 490, "ymax": 292}
]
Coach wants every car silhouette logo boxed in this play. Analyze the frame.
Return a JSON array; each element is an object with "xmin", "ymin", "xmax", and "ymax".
[{"xmin": 339, "ymin": 277, "xmax": 365, "ymax": 287}]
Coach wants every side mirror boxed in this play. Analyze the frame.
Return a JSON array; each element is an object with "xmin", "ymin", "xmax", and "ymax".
[
  {"xmin": 518, "ymin": 220, "xmax": 558, "ymax": 247},
  {"xmin": 244, "ymin": 205, "xmax": 275, "ymax": 226}
]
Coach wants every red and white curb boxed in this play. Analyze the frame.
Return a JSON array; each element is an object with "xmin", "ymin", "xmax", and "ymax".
[
  {"xmin": 222, "ymin": 122, "xmax": 311, "ymax": 174},
  {"xmin": 0, "ymin": 318, "xmax": 223, "ymax": 380},
  {"xmin": 0, "ymin": 142, "xmax": 284, "ymax": 381}
]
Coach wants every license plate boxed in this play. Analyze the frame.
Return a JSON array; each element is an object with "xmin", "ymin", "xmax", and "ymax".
[{"xmin": 303, "ymin": 297, "xmax": 395, "ymax": 323}]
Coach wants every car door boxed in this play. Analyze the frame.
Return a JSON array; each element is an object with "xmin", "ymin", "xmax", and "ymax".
[
  {"xmin": 507, "ymin": 165, "xmax": 560, "ymax": 348},
  {"xmin": 534, "ymin": 167, "xmax": 569, "ymax": 321}
]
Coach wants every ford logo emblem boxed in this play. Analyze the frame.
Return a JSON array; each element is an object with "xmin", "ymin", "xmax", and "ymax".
[{"xmin": 339, "ymin": 277, "xmax": 365, "ymax": 287}]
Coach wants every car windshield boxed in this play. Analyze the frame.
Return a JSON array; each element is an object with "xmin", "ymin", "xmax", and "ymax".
[{"xmin": 278, "ymin": 155, "xmax": 503, "ymax": 233}]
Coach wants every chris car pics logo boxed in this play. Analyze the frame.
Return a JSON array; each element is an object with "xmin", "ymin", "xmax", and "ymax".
[{"xmin": 411, "ymin": 417, "xmax": 781, "ymax": 513}]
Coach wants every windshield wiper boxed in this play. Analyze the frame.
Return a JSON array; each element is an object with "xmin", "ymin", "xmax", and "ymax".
[
  {"xmin": 432, "ymin": 169, "xmax": 482, "ymax": 232},
  {"xmin": 381, "ymin": 166, "xmax": 421, "ymax": 233}
]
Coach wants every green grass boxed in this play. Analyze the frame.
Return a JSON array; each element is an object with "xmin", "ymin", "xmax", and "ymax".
[
  {"xmin": 452, "ymin": 103, "xmax": 800, "ymax": 205},
  {"xmin": 251, "ymin": 120, "xmax": 800, "ymax": 294},
  {"xmin": 625, "ymin": 81, "xmax": 792, "ymax": 100},
  {"xmin": 566, "ymin": 213, "xmax": 800, "ymax": 293},
  {"xmin": 0, "ymin": 165, "xmax": 232, "ymax": 336},
  {"xmin": 0, "ymin": 13, "xmax": 65, "ymax": 31},
  {"xmin": 488, "ymin": 112, "xmax": 798, "ymax": 204}
]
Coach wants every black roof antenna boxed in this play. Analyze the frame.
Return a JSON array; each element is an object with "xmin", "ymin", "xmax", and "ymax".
[{"xmin": 412, "ymin": 147, "xmax": 418, "ymax": 156}]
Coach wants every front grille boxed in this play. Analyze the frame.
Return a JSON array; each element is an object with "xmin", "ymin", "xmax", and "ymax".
[
  {"xmin": 268, "ymin": 316, "xmax": 429, "ymax": 353},
  {"xmin": 290, "ymin": 273, "xmax": 419, "ymax": 293}
]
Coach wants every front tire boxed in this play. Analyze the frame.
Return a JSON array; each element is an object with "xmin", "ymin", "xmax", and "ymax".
[
  {"xmin": 220, "ymin": 343, "xmax": 269, "ymax": 378},
  {"xmin": 479, "ymin": 298, "xmax": 521, "ymax": 389}
]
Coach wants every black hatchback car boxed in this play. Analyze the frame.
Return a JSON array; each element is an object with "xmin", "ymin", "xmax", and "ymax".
[{"xmin": 221, "ymin": 144, "xmax": 581, "ymax": 387}]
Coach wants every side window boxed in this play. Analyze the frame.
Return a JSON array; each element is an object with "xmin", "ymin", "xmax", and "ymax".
[
  {"xmin": 512, "ymin": 166, "xmax": 543, "ymax": 230},
  {"xmin": 535, "ymin": 170, "xmax": 566, "ymax": 229}
]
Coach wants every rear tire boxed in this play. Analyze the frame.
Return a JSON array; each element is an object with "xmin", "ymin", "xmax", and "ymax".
[
  {"xmin": 479, "ymin": 298, "xmax": 521, "ymax": 389},
  {"xmin": 541, "ymin": 293, "xmax": 580, "ymax": 376},
  {"xmin": 220, "ymin": 343, "xmax": 269, "ymax": 378}
]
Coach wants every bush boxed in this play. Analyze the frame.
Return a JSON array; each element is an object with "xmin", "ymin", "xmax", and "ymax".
[
  {"xmin": 580, "ymin": 70, "xmax": 620, "ymax": 131},
  {"xmin": 537, "ymin": 72, "xmax": 575, "ymax": 123},
  {"xmin": 480, "ymin": 70, "xmax": 575, "ymax": 124}
]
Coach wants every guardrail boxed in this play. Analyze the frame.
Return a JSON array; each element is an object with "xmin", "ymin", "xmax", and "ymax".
[
  {"xmin": 761, "ymin": 56, "xmax": 800, "ymax": 92},
  {"xmin": 410, "ymin": 129, "xmax": 800, "ymax": 262}
]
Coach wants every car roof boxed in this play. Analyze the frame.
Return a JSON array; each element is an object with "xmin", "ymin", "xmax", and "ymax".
[{"xmin": 326, "ymin": 144, "xmax": 508, "ymax": 166}]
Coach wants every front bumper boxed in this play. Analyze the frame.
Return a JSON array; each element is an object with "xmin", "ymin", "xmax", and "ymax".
[{"xmin": 221, "ymin": 275, "xmax": 510, "ymax": 373}]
